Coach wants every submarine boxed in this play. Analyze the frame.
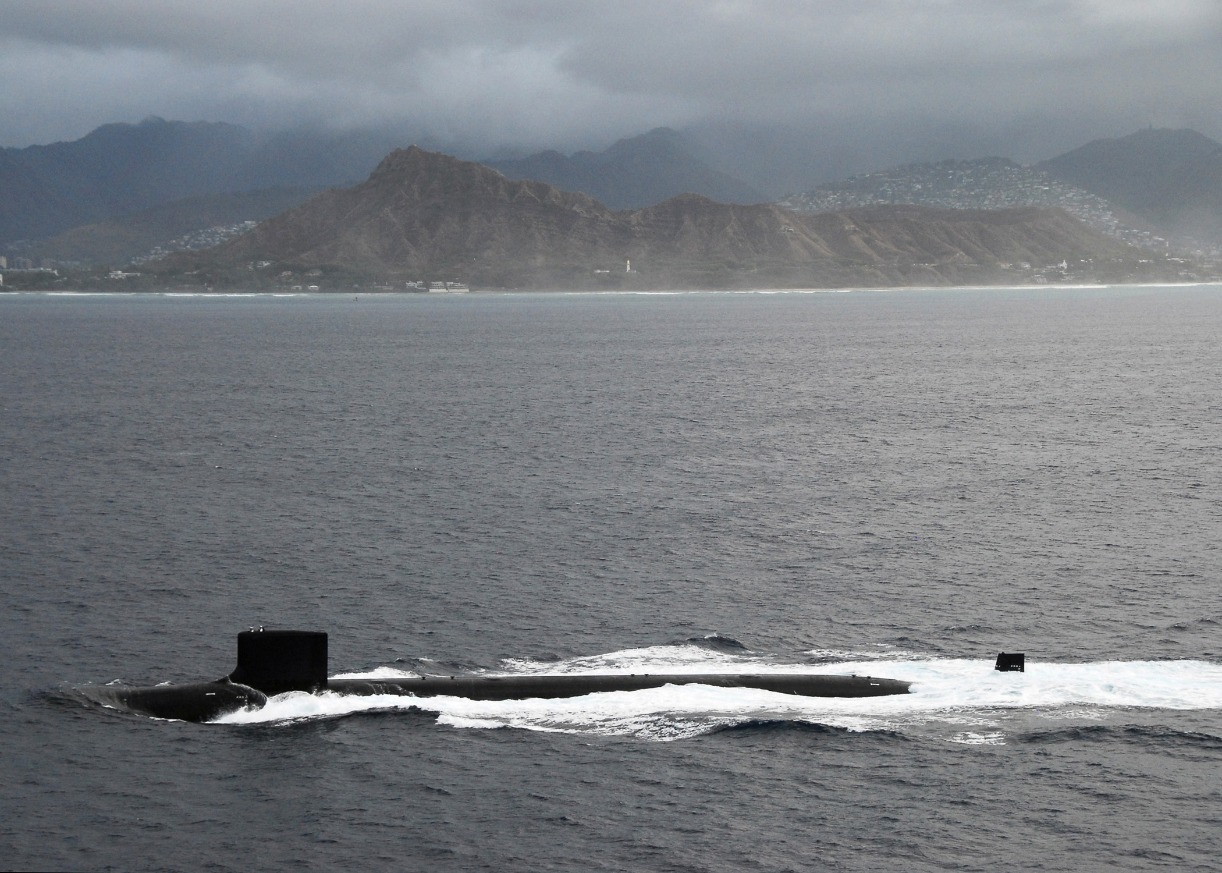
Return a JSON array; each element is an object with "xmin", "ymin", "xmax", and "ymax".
[{"xmin": 82, "ymin": 629, "xmax": 914, "ymax": 722}]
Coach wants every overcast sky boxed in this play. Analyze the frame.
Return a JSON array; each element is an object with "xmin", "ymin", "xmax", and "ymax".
[{"xmin": 3, "ymin": 0, "xmax": 1221, "ymax": 164}]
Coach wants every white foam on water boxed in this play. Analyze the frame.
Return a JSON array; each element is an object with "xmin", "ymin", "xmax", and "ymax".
[
  {"xmin": 331, "ymin": 666, "xmax": 427, "ymax": 680},
  {"xmin": 500, "ymin": 642, "xmax": 915, "ymax": 675},
  {"xmin": 501, "ymin": 644, "xmax": 768, "ymax": 675},
  {"xmin": 213, "ymin": 654, "xmax": 1222, "ymax": 741},
  {"xmin": 950, "ymin": 731, "xmax": 1007, "ymax": 746}
]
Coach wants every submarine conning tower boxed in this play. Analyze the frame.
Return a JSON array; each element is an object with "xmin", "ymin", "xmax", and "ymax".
[{"xmin": 228, "ymin": 629, "xmax": 329, "ymax": 695}]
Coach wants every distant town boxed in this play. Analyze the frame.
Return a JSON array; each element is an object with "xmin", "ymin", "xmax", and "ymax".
[
  {"xmin": 129, "ymin": 221, "xmax": 260, "ymax": 266},
  {"xmin": 780, "ymin": 157, "xmax": 1202, "ymax": 256}
]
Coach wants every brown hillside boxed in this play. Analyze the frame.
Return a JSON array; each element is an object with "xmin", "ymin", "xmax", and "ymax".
[{"xmin": 165, "ymin": 147, "xmax": 1146, "ymax": 289}]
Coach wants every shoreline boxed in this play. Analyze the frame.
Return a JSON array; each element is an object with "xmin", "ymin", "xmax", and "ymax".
[{"xmin": 4, "ymin": 280, "xmax": 1221, "ymax": 298}]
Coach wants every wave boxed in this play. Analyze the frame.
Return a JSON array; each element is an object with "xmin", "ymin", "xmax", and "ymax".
[
  {"xmin": 671, "ymin": 633, "xmax": 749, "ymax": 653},
  {"xmin": 1019, "ymin": 724, "xmax": 1222, "ymax": 750},
  {"xmin": 704, "ymin": 719, "xmax": 894, "ymax": 739}
]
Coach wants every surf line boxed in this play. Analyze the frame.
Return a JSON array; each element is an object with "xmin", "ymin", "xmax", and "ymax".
[{"xmin": 81, "ymin": 630, "xmax": 921, "ymax": 722}]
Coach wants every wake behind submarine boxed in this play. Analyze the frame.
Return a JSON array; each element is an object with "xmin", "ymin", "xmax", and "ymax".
[{"xmin": 83, "ymin": 630, "xmax": 925, "ymax": 722}]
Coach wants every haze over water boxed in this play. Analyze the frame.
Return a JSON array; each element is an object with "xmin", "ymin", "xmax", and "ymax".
[{"xmin": 2, "ymin": 286, "xmax": 1220, "ymax": 871}]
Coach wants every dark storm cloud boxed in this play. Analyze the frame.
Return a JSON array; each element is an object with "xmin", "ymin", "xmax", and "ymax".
[{"xmin": 2, "ymin": 0, "xmax": 1221, "ymax": 158}]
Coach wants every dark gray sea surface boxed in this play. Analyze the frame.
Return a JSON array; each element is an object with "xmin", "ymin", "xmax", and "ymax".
[{"xmin": 2, "ymin": 286, "xmax": 1220, "ymax": 872}]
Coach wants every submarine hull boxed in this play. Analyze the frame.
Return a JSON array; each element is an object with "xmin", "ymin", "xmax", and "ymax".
[
  {"xmin": 81, "ymin": 630, "xmax": 912, "ymax": 722},
  {"xmin": 82, "ymin": 680, "xmax": 268, "ymax": 722},
  {"xmin": 328, "ymin": 672, "xmax": 910, "ymax": 702}
]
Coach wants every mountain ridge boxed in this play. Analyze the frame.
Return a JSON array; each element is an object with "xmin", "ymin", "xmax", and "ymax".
[
  {"xmin": 485, "ymin": 128, "xmax": 766, "ymax": 209},
  {"xmin": 0, "ymin": 117, "xmax": 399, "ymax": 246},
  {"xmin": 160, "ymin": 146, "xmax": 1159, "ymax": 290},
  {"xmin": 1036, "ymin": 128, "xmax": 1222, "ymax": 246},
  {"xmin": 8, "ymin": 120, "xmax": 1222, "ymax": 274}
]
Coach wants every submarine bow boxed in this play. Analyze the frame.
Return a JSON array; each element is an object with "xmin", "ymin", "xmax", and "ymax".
[{"xmin": 82, "ymin": 630, "xmax": 913, "ymax": 722}]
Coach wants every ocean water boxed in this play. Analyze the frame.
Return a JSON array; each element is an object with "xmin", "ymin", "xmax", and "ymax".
[{"xmin": 1, "ymin": 286, "xmax": 1220, "ymax": 872}]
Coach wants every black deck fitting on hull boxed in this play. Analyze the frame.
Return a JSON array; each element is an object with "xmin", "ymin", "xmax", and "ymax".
[
  {"xmin": 995, "ymin": 652, "xmax": 1025, "ymax": 672},
  {"xmin": 82, "ymin": 630, "xmax": 913, "ymax": 722}
]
